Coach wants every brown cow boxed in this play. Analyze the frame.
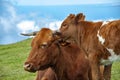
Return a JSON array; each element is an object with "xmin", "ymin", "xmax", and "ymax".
[
  {"xmin": 20, "ymin": 30, "xmax": 57, "ymax": 80},
  {"xmin": 24, "ymin": 28, "xmax": 92, "ymax": 80},
  {"xmin": 59, "ymin": 13, "xmax": 120, "ymax": 80}
]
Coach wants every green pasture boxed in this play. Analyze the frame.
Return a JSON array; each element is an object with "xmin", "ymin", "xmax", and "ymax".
[
  {"xmin": 0, "ymin": 38, "xmax": 120, "ymax": 80},
  {"xmin": 0, "ymin": 38, "xmax": 35, "ymax": 80}
]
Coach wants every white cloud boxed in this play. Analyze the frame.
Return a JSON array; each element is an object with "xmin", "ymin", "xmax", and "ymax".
[
  {"xmin": 17, "ymin": 20, "xmax": 62, "ymax": 33},
  {"xmin": 6, "ymin": 4, "xmax": 16, "ymax": 19},
  {"xmin": 93, "ymin": 18, "xmax": 117, "ymax": 22},
  {"xmin": 0, "ymin": 1, "xmax": 18, "ymax": 33},
  {"xmin": 46, "ymin": 21, "xmax": 62, "ymax": 30},
  {"xmin": 17, "ymin": 20, "xmax": 39, "ymax": 33}
]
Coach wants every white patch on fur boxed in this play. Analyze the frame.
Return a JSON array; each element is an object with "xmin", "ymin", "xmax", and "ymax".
[
  {"xmin": 97, "ymin": 31, "xmax": 105, "ymax": 45},
  {"xmin": 101, "ymin": 48, "xmax": 120, "ymax": 65},
  {"xmin": 102, "ymin": 21, "xmax": 110, "ymax": 26},
  {"xmin": 97, "ymin": 21, "xmax": 109, "ymax": 45}
]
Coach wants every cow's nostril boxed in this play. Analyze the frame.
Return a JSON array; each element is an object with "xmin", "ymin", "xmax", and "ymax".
[
  {"xmin": 24, "ymin": 63, "xmax": 37, "ymax": 72},
  {"xmin": 24, "ymin": 64, "xmax": 30, "ymax": 68},
  {"xmin": 24, "ymin": 63, "xmax": 32, "ymax": 70}
]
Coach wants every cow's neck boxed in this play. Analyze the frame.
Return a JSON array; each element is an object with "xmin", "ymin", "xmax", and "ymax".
[
  {"xmin": 51, "ymin": 44, "xmax": 68, "ymax": 80},
  {"xmin": 53, "ymin": 44, "xmax": 83, "ymax": 80},
  {"xmin": 69, "ymin": 24, "xmax": 79, "ymax": 45},
  {"xmin": 77, "ymin": 21, "xmax": 101, "ymax": 47}
]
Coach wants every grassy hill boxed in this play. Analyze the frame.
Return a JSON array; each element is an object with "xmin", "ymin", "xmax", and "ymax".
[
  {"xmin": 0, "ymin": 38, "xmax": 36, "ymax": 80},
  {"xmin": 0, "ymin": 38, "xmax": 120, "ymax": 80}
]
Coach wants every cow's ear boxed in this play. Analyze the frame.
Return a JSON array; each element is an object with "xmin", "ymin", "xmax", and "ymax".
[
  {"xmin": 75, "ymin": 13, "xmax": 85, "ymax": 23},
  {"xmin": 68, "ymin": 14, "xmax": 75, "ymax": 19}
]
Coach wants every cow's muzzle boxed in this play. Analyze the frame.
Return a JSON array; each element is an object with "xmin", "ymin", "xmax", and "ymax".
[{"xmin": 24, "ymin": 62, "xmax": 36, "ymax": 72}]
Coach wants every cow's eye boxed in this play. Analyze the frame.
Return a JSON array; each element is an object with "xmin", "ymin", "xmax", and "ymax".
[
  {"xmin": 63, "ymin": 24, "xmax": 67, "ymax": 27},
  {"xmin": 40, "ymin": 44, "xmax": 47, "ymax": 49},
  {"xmin": 63, "ymin": 24, "xmax": 67, "ymax": 26},
  {"xmin": 62, "ymin": 24, "xmax": 68, "ymax": 28},
  {"xmin": 40, "ymin": 42, "xmax": 48, "ymax": 49}
]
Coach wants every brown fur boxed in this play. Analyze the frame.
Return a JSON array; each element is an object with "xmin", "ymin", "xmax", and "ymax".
[
  {"xmin": 35, "ymin": 68, "xmax": 57, "ymax": 80},
  {"xmin": 31, "ymin": 28, "xmax": 53, "ymax": 47},
  {"xmin": 24, "ymin": 28, "xmax": 91, "ymax": 80},
  {"xmin": 60, "ymin": 13, "xmax": 120, "ymax": 80}
]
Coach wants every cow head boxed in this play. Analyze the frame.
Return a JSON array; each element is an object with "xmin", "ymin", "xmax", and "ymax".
[
  {"xmin": 60, "ymin": 13, "xmax": 85, "ymax": 39},
  {"xmin": 24, "ymin": 28, "xmax": 67, "ymax": 72}
]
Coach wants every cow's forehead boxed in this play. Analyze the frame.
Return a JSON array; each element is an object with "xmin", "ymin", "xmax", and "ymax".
[{"xmin": 33, "ymin": 28, "xmax": 53, "ymax": 45}]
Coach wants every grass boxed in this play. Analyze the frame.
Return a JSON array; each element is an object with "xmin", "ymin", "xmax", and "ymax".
[
  {"xmin": 0, "ymin": 38, "xmax": 36, "ymax": 80},
  {"xmin": 0, "ymin": 38, "xmax": 120, "ymax": 80}
]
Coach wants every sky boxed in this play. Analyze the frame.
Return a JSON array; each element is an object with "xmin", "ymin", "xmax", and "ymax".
[
  {"xmin": 0, "ymin": 0, "xmax": 62, "ymax": 44},
  {"xmin": 16, "ymin": 0, "xmax": 120, "ymax": 6},
  {"xmin": 0, "ymin": 0, "xmax": 120, "ymax": 44}
]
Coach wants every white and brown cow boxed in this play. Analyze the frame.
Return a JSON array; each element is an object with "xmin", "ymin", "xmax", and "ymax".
[{"xmin": 59, "ymin": 13, "xmax": 120, "ymax": 80}]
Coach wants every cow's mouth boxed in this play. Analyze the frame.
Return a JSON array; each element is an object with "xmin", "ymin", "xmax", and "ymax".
[
  {"xmin": 24, "ymin": 67, "xmax": 36, "ymax": 73},
  {"xmin": 38, "ymin": 64, "xmax": 51, "ymax": 70}
]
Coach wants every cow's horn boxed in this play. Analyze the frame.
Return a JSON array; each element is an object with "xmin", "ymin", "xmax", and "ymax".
[{"xmin": 20, "ymin": 31, "xmax": 39, "ymax": 36}]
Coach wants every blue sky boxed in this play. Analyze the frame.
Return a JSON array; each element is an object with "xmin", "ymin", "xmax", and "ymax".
[
  {"xmin": 0, "ymin": 0, "xmax": 120, "ymax": 44},
  {"xmin": 16, "ymin": 0, "xmax": 120, "ymax": 5}
]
